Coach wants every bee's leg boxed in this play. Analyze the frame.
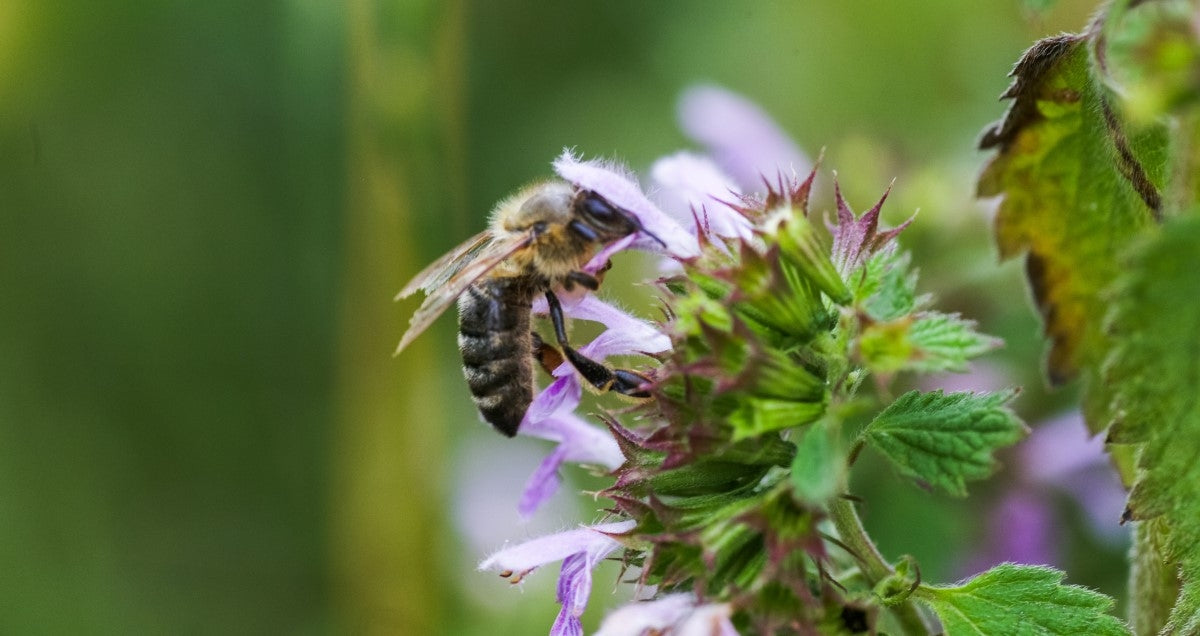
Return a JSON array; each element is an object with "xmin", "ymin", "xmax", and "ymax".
[
  {"xmin": 543, "ymin": 291, "xmax": 652, "ymax": 398},
  {"xmin": 530, "ymin": 331, "xmax": 565, "ymax": 375},
  {"xmin": 565, "ymin": 258, "xmax": 614, "ymax": 291},
  {"xmin": 565, "ymin": 271, "xmax": 601, "ymax": 291}
]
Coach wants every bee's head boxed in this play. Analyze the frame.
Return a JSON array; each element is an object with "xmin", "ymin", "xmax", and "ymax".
[
  {"xmin": 510, "ymin": 182, "xmax": 576, "ymax": 234},
  {"xmin": 571, "ymin": 190, "xmax": 666, "ymax": 247}
]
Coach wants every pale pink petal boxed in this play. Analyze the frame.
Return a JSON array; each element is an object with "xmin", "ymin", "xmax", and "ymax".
[
  {"xmin": 553, "ymin": 552, "xmax": 594, "ymax": 636},
  {"xmin": 521, "ymin": 410, "xmax": 623, "ymax": 469},
  {"xmin": 675, "ymin": 602, "xmax": 740, "ymax": 636},
  {"xmin": 651, "ymin": 151, "xmax": 754, "ymax": 241},
  {"xmin": 679, "ymin": 85, "xmax": 810, "ymax": 192},
  {"xmin": 551, "ymin": 607, "xmax": 584, "ymax": 636},
  {"xmin": 518, "ymin": 376, "xmax": 623, "ymax": 517},
  {"xmin": 519, "ymin": 445, "xmax": 571, "ymax": 518},
  {"xmin": 554, "ymin": 150, "xmax": 700, "ymax": 259},
  {"xmin": 583, "ymin": 234, "xmax": 637, "ymax": 274},
  {"xmin": 568, "ymin": 295, "xmax": 671, "ymax": 360},
  {"xmin": 596, "ymin": 594, "xmax": 697, "ymax": 636},
  {"xmin": 522, "ymin": 375, "xmax": 583, "ymax": 427},
  {"xmin": 479, "ymin": 519, "xmax": 636, "ymax": 578},
  {"xmin": 531, "ymin": 295, "xmax": 671, "ymax": 371}
]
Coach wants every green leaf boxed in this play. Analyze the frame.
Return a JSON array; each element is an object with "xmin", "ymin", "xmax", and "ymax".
[
  {"xmin": 862, "ymin": 390, "xmax": 1026, "ymax": 496},
  {"xmin": 858, "ymin": 248, "xmax": 921, "ymax": 322},
  {"xmin": 1106, "ymin": 215, "xmax": 1200, "ymax": 632},
  {"xmin": 915, "ymin": 563, "xmax": 1129, "ymax": 635},
  {"xmin": 857, "ymin": 312, "xmax": 1001, "ymax": 376},
  {"xmin": 906, "ymin": 313, "xmax": 1002, "ymax": 373},
  {"xmin": 1128, "ymin": 519, "xmax": 1182, "ymax": 636},
  {"xmin": 978, "ymin": 33, "xmax": 1167, "ymax": 430}
]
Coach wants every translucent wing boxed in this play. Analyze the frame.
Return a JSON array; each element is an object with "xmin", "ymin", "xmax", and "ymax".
[
  {"xmin": 396, "ymin": 230, "xmax": 494, "ymax": 300},
  {"xmin": 395, "ymin": 231, "xmax": 532, "ymax": 354}
]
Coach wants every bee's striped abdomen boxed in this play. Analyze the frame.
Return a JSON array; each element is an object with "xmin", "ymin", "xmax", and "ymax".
[{"xmin": 457, "ymin": 277, "xmax": 536, "ymax": 436}]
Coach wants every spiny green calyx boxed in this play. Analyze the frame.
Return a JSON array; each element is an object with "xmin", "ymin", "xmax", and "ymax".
[{"xmin": 594, "ymin": 168, "xmax": 1035, "ymax": 633}]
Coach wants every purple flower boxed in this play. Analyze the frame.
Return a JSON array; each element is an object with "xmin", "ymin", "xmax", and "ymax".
[
  {"xmin": 960, "ymin": 410, "xmax": 1130, "ymax": 576},
  {"xmin": 678, "ymin": 85, "xmax": 810, "ymax": 192},
  {"xmin": 480, "ymin": 519, "xmax": 637, "ymax": 636},
  {"xmin": 1019, "ymin": 411, "xmax": 1128, "ymax": 541},
  {"xmin": 516, "ymin": 294, "xmax": 671, "ymax": 517},
  {"xmin": 554, "ymin": 150, "xmax": 700, "ymax": 259},
  {"xmin": 516, "ymin": 377, "xmax": 620, "ymax": 518},
  {"xmin": 596, "ymin": 594, "xmax": 740, "ymax": 636},
  {"xmin": 963, "ymin": 491, "xmax": 1059, "ymax": 574}
]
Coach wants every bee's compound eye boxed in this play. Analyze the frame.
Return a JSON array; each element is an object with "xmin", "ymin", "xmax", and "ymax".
[{"xmin": 578, "ymin": 192, "xmax": 620, "ymax": 222}]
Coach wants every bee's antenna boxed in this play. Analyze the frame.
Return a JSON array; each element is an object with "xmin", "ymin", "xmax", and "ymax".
[
  {"xmin": 613, "ymin": 203, "xmax": 668, "ymax": 250},
  {"xmin": 640, "ymin": 227, "xmax": 668, "ymax": 249}
]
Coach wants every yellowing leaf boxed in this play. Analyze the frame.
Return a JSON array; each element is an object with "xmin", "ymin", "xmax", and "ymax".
[{"xmin": 978, "ymin": 34, "xmax": 1167, "ymax": 429}]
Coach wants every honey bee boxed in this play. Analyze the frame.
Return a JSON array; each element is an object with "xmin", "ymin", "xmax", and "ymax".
[{"xmin": 396, "ymin": 181, "xmax": 663, "ymax": 436}]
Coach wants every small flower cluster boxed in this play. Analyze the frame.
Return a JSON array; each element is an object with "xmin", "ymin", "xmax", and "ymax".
[{"xmin": 475, "ymin": 87, "xmax": 1011, "ymax": 635}]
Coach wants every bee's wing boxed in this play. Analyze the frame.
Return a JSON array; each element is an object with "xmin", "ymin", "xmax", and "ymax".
[
  {"xmin": 397, "ymin": 229, "xmax": 494, "ymax": 299},
  {"xmin": 395, "ymin": 231, "xmax": 533, "ymax": 354}
]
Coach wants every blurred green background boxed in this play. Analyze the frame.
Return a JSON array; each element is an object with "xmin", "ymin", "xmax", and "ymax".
[{"xmin": 0, "ymin": 1, "xmax": 1125, "ymax": 634}]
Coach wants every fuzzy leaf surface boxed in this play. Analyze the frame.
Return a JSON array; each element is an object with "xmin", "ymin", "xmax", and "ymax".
[
  {"xmin": 1106, "ymin": 216, "xmax": 1200, "ymax": 633},
  {"xmin": 978, "ymin": 33, "xmax": 1166, "ymax": 428},
  {"xmin": 859, "ymin": 313, "xmax": 1001, "ymax": 376},
  {"xmin": 906, "ymin": 313, "xmax": 1002, "ymax": 373},
  {"xmin": 863, "ymin": 390, "xmax": 1025, "ymax": 497},
  {"xmin": 916, "ymin": 563, "xmax": 1129, "ymax": 635}
]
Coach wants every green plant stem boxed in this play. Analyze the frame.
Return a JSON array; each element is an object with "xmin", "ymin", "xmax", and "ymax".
[
  {"xmin": 1128, "ymin": 519, "xmax": 1180, "ymax": 635},
  {"xmin": 829, "ymin": 495, "xmax": 937, "ymax": 635}
]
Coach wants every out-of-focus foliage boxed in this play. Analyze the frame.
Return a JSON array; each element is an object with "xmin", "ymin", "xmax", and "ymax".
[
  {"xmin": 977, "ymin": 34, "xmax": 1166, "ymax": 428},
  {"xmin": 0, "ymin": 0, "xmax": 1131, "ymax": 634},
  {"xmin": 0, "ymin": 2, "xmax": 345, "ymax": 633},
  {"xmin": 1107, "ymin": 215, "xmax": 1200, "ymax": 634},
  {"xmin": 977, "ymin": 2, "xmax": 1200, "ymax": 632}
]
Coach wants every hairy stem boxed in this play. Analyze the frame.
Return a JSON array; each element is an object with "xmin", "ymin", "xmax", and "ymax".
[
  {"xmin": 829, "ymin": 495, "xmax": 937, "ymax": 635},
  {"xmin": 1128, "ymin": 519, "xmax": 1180, "ymax": 635}
]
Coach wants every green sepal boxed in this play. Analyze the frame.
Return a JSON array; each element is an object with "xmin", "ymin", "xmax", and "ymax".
[
  {"xmin": 857, "ymin": 317, "xmax": 916, "ymax": 375},
  {"xmin": 672, "ymin": 288, "xmax": 735, "ymax": 336},
  {"xmin": 772, "ymin": 214, "xmax": 853, "ymax": 305},
  {"xmin": 637, "ymin": 461, "xmax": 772, "ymax": 498},
  {"xmin": 790, "ymin": 416, "xmax": 846, "ymax": 507},
  {"xmin": 734, "ymin": 245, "xmax": 827, "ymax": 341},
  {"xmin": 874, "ymin": 555, "xmax": 920, "ymax": 607},
  {"xmin": 730, "ymin": 396, "xmax": 828, "ymax": 440}
]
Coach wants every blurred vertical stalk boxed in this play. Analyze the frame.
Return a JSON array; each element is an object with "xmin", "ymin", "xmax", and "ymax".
[{"xmin": 334, "ymin": 0, "xmax": 466, "ymax": 633}]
